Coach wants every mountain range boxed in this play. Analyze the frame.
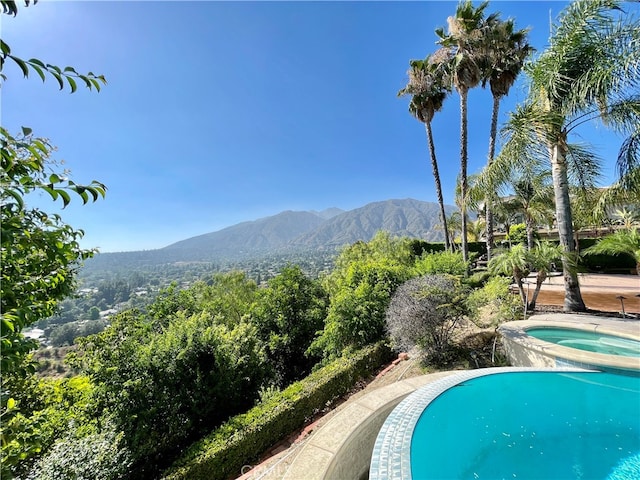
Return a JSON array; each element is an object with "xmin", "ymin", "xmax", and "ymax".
[{"xmin": 82, "ymin": 199, "xmax": 455, "ymax": 272}]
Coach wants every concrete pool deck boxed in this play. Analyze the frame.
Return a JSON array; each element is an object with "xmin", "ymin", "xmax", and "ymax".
[
  {"xmin": 527, "ymin": 273, "xmax": 639, "ymax": 314},
  {"xmin": 281, "ymin": 371, "xmax": 455, "ymax": 480},
  {"xmin": 238, "ymin": 358, "xmax": 456, "ymax": 480}
]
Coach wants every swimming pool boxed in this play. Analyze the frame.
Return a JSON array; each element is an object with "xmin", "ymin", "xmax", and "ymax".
[
  {"xmin": 526, "ymin": 327, "xmax": 640, "ymax": 357},
  {"xmin": 370, "ymin": 368, "xmax": 640, "ymax": 480}
]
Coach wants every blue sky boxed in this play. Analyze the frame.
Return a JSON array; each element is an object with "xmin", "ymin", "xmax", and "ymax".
[{"xmin": 2, "ymin": 1, "xmax": 631, "ymax": 252}]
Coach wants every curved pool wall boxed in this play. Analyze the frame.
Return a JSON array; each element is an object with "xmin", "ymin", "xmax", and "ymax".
[
  {"xmin": 282, "ymin": 372, "xmax": 456, "ymax": 480},
  {"xmin": 498, "ymin": 314, "xmax": 640, "ymax": 375}
]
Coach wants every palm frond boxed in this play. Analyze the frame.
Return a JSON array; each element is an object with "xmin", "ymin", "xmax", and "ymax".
[
  {"xmin": 583, "ymin": 228, "xmax": 640, "ymax": 264},
  {"xmin": 565, "ymin": 143, "xmax": 603, "ymax": 189}
]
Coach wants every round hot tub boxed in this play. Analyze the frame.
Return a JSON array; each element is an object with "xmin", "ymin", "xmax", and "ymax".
[
  {"xmin": 526, "ymin": 327, "xmax": 640, "ymax": 357},
  {"xmin": 498, "ymin": 314, "xmax": 640, "ymax": 375}
]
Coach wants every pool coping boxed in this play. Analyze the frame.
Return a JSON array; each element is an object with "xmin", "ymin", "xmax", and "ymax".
[
  {"xmin": 281, "ymin": 371, "xmax": 456, "ymax": 480},
  {"xmin": 369, "ymin": 366, "xmax": 589, "ymax": 480},
  {"xmin": 498, "ymin": 314, "xmax": 640, "ymax": 372}
]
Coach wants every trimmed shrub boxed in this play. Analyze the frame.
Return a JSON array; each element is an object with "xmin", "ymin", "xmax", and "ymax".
[
  {"xmin": 406, "ymin": 240, "xmax": 446, "ymax": 257},
  {"xmin": 162, "ymin": 342, "xmax": 393, "ymax": 480},
  {"xmin": 468, "ymin": 241, "xmax": 488, "ymax": 257},
  {"xmin": 506, "ymin": 223, "xmax": 529, "ymax": 244}
]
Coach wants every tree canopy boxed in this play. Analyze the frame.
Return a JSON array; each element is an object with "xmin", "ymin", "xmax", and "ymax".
[{"xmin": 1, "ymin": 2, "xmax": 107, "ymax": 476}]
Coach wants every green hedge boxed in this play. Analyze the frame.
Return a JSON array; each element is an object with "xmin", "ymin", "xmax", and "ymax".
[
  {"xmin": 578, "ymin": 238, "xmax": 636, "ymax": 272},
  {"xmin": 406, "ymin": 241, "xmax": 487, "ymax": 259},
  {"xmin": 162, "ymin": 342, "xmax": 394, "ymax": 480}
]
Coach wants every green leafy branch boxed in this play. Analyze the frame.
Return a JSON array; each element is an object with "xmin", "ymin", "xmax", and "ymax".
[
  {"xmin": 1, "ymin": 127, "xmax": 107, "ymax": 210},
  {"xmin": 0, "ymin": 40, "xmax": 107, "ymax": 92},
  {"xmin": 1, "ymin": 0, "xmax": 30, "ymax": 16},
  {"xmin": 0, "ymin": 1, "xmax": 106, "ymax": 91}
]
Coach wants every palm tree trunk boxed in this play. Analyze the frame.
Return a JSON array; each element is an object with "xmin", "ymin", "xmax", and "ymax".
[
  {"xmin": 459, "ymin": 87, "xmax": 469, "ymax": 264},
  {"xmin": 514, "ymin": 273, "xmax": 527, "ymax": 306},
  {"xmin": 450, "ymin": 229, "xmax": 458, "ymax": 251},
  {"xmin": 550, "ymin": 141, "xmax": 586, "ymax": 312},
  {"xmin": 485, "ymin": 95, "xmax": 501, "ymax": 261},
  {"xmin": 526, "ymin": 213, "xmax": 535, "ymax": 251},
  {"xmin": 527, "ymin": 271, "xmax": 547, "ymax": 311},
  {"xmin": 425, "ymin": 122, "xmax": 451, "ymax": 251}
]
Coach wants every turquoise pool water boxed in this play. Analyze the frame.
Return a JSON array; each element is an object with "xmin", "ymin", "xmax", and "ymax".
[
  {"xmin": 526, "ymin": 327, "xmax": 640, "ymax": 357},
  {"xmin": 411, "ymin": 372, "xmax": 640, "ymax": 480}
]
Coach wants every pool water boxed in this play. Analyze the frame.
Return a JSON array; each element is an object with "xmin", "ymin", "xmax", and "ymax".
[
  {"xmin": 526, "ymin": 328, "xmax": 640, "ymax": 357},
  {"xmin": 411, "ymin": 372, "xmax": 640, "ymax": 480}
]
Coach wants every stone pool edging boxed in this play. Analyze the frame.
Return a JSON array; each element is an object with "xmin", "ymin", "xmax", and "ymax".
[
  {"xmin": 498, "ymin": 314, "xmax": 640, "ymax": 373},
  {"xmin": 281, "ymin": 371, "xmax": 455, "ymax": 480}
]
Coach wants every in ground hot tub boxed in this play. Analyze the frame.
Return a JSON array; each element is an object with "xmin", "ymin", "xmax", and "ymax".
[
  {"xmin": 526, "ymin": 327, "xmax": 640, "ymax": 357},
  {"xmin": 498, "ymin": 314, "xmax": 640, "ymax": 375}
]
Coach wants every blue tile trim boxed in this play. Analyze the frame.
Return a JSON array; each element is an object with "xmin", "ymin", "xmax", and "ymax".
[{"xmin": 369, "ymin": 367, "xmax": 584, "ymax": 480}]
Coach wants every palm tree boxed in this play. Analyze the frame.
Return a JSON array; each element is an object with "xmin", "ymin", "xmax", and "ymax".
[
  {"xmin": 480, "ymin": 17, "xmax": 533, "ymax": 260},
  {"xmin": 398, "ymin": 56, "xmax": 452, "ymax": 251},
  {"xmin": 445, "ymin": 211, "xmax": 462, "ymax": 249},
  {"xmin": 511, "ymin": 173, "xmax": 554, "ymax": 251},
  {"xmin": 497, "ymin": 0, "xmax": 640, "ymax": 311},
  {"xmin": 472, "ymin": 158, "xmax": 555, "ymax": 250},
  {"xmin": 613, "ymin": 207, "xmax": 640, "ymax": 229},
  {"xmin": 435, "ymin": 0, "xmax": 498, "ymax": 264},
  {"xmin": 583, "ymin": 228, "xmax": 640, "ymax": 275},
  {"xmin": 527, "ymin": 241, "xmax": 564, "ymax": 310},
  {"xmin": 570, "ymin": 185, "xmax": 603, "ymax": 252},
  {"xmin": 467, "ymin": 217, "xmax": 486, "ymax": 242},
  {"xmin": 593, "ymin": 166, "xmax": 640, "ymax": 223},
  {"xmin": 488, "ymin": 243, "xmax": 529, "ymax": 305}
]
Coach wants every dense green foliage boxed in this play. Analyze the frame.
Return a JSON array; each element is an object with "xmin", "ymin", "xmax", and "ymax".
[
  {"xmin": 506, "ymin": 223, "xmax": 529, "ymax": 245},
  {"xmin": 309, "ymin": 233, "xmax": 415, "ymax": 358},
  {"xmin": 467, "ymin": 276, "xmax": 522, "ymax": 325},
  {"xmin": 162, "ymin": 342, "xmax": 393, "ymax": 480},
  {"xmin": 414, "ymin": 250, "xmax": 469, "ymax": 276},
  {"xmin": 70, "ymin": 307, "xmax": 268, "ymax": 476},
  {"xmin": 57, "ymin": 267, "xmax": 324, "ymax": 478},
  {"xmin": 2, "ymin": 375, "xmax": 97, "ymax": 478},
  {"xmin": 251, "ymin": 265, "xmax": 328, "ymax": 386},
  {"xmin": 0, "ymin": 129, "xmax": 105, "ymax": 477}
]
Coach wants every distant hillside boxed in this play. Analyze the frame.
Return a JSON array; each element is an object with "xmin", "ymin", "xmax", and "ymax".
[
  {"xmin": 162, "ymin": 210, "xmax": 329, "ymax": 260},
  {"xmin": 292, "ymin": 199, "xmax": 454, "ymax": 247},
  {"xmin": 81, "ymin": 199, "xmax": 454, "ymax": 273}
]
